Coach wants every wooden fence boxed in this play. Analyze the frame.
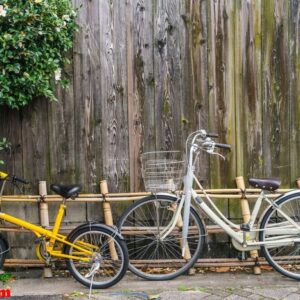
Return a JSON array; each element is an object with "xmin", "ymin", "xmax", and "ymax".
[{"xmin": 0, "ymin": 0, "xmax": 299, "ymax": 236}]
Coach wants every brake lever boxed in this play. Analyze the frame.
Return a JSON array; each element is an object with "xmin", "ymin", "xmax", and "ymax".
[
  {"xmin": 202, "ymin": 139, "xmax": 215, "ymax": 153},
  {"xmin": 211, "ymin": 151, "xmax": 226, "ymax": 160}
]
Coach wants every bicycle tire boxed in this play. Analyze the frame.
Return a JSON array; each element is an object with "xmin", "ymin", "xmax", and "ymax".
[
  {"xmin": 117, "ymin": 194, "xmax": 205, "ymax": 280},
  {"xmin": 0, "ymin": 237, "xmax": 7, "ymax": 268},
  {"xmin": 259, "ymin": 192, "xmax": 300, "ymax": 280},
  {"xmin": 64, "ymin": 224, "xmax": 128, "ymax": 289}
]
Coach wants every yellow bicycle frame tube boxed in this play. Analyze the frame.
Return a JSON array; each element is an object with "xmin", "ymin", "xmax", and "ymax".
[{"xmin": 0, "ymin": 209, "xmax": 96, "ymax": 262}]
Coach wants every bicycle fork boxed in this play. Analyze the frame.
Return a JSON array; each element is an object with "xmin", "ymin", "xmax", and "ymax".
[{"xmin": 158, "ymin": 175, "xmax": 193, "ymax": 257}]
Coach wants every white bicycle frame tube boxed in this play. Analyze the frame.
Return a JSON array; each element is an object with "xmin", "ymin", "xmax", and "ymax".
[{"xmin": 162, "ymin": 130, "xmax": 300, "ymax": 254}]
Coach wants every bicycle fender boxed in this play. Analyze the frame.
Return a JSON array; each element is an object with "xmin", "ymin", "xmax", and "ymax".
[
  {"xmin": 0, "ymin": 233, "xmax": 9, "ymax": 251},
  {"xmin": 257, "ymin": 190, "xmax": 300, "ymax": 228},
  {"xmin": 155, "ymin": 192, "xmax": 179, "ymax": 199},
  {"xmin": 66, "ymin": 222, "xmax": 124, "ymax": 242},
  {"xmin": 272, "ymin": 190, "xmax": 300, "ymax": 205},
  {"xmin": 66, "ymin": 221, "xmax": 97, "ymax": 241}
]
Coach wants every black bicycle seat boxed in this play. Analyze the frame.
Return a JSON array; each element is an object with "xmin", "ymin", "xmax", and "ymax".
[
  {"xmin": 248, "ymin": 178, "xmax": 281, "ymax": 191},
  {"xmin": 50, "ymin": 184, "xmax": 82, "ymax": 199}
]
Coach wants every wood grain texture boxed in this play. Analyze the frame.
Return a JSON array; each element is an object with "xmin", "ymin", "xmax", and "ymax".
[
  {"xmin": 208, "ymin": 0, "xmax": 236, "ymax": 190},
  {"xmin": 0, "ymin": 0, "xmax": 298, "ymax": 192},
  {"xmin": 0, "ymin": 0, "xmax": 299, "ymax": 258},
  {"xmin": 235, "ymin": 0, "xmax": 263, "ymax": 183},
  {"xmin": 262, "ymin": 0, "xmax": 290, "ymax": 185},
  {"xmin": 186, "ymin": 0, "xmax": 210, "ymax": 184},
  {"xmin": 289, "ymin": 0, "xmax": 300, "ymax": 185}
]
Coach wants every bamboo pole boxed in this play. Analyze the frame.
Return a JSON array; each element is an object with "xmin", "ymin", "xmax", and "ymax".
[
  {"xmin": 38, "ymin": 181, "xmax": 52, "ymax": 278},
  {"xmin": 2, "ymin": 257, "xmax": 266, "ymax": 268},
  {"xmin": 100, "ymin": 180, "xmax": 118, "ymax": 260},
  {"xmin": 236, "ymin": 176, "xmax": 261, "ymax": 275}
]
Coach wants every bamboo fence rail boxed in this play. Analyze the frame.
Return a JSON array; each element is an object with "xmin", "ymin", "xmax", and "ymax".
[{"xmin": 0, "ymin": 178, "xmax": 299, "ymax": 273}]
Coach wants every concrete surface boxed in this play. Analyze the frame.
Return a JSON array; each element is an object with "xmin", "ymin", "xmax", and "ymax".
[{"xmin": 2, "ymin": 270, "xmax": 300, "ymax": 299}]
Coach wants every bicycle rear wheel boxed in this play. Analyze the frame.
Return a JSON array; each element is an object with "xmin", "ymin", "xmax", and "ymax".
[
  {"xmin": 117, "ymin": 195, "xmax": 205, "ymax": 280},
  {"xmin": 0, "ymin": 237, "xmax": 7, "ymax": 268},
  {"xmin": 259, "ymin": 192, "xmax": 300, "ymax": 280},
  {"xmin": 64, "ymin": 224, "xmax": 128, "ymax": 288}
]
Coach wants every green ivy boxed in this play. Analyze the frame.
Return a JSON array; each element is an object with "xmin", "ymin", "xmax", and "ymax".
[
  {"xmin": 0, "ymin": 137, "xmax": 10, "ymax": 165},
  {"xmin": 0, "ymin": 0, "xmax": 77, "ymax": 109}
]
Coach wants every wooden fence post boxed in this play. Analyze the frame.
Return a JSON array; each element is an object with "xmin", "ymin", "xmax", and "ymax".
[
  {"xmin": 235, "ymin": 176, "xmax": 261, "ymax": 275},
  {"xmin": 38, "ymin": 181, "xmax": 52, "ymax": 278},
  {"xmin": 100, "ymin": 180, "xmax": 118, "ymax": 260}
]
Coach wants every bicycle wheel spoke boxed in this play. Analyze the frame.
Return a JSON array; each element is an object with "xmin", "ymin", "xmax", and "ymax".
[
  {"xmin": 260, "ymin": 195, "xmax": 300, "ymax": 280},
  {"xmin": 65, "ymin": 227, "xmax": 127, "ymax": 289},
  {"xmin": 118, "ymin": 195, "xmax": 205, "ymax": 280}
]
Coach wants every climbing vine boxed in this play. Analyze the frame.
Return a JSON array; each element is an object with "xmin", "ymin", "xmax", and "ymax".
[{"xmin": 0, "ymin": 0, "xmax": 77, "ymax": 109}]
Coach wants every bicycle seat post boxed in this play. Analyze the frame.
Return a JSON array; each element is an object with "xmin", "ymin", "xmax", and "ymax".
[
  {"xmin": 48, "ymin": 196, "xmax": 67, "ymax": 253},
  {"xmin": 38, "ymin": 181, "xmax": 53, "ymax": 278}
]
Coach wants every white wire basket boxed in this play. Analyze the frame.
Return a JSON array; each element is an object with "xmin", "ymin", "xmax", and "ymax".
[{"xmin": 141, "ymin": 151, "xmax": 185, "ymax": 193}]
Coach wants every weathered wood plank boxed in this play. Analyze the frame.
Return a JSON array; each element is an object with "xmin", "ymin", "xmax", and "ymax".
[
  {"xmin": 78, "ymin": 0, "xmax": 103, "ymax": 220},
  {"xmin": 69, "ymin": 0, "xmax": 91, "ymax": 222},
  {"xmin": 208, "ymin": 0, "xmax": 236, "ymax": 189},
  {"xmin": 289, "ymin": 0, "xmax": 300, "ymax": 185},
  {"xmin": 262, "ymin": 0, "xmax": 290, "ymax": 186},
  {"xmin": 48, "ymin": 56, "xmax": 76, "ymax": 189},
  {"xmin": 185, "ymin": 0, "xmax": 210, "ymax": 184},
  {"xmin": 127, "ymin": 0, "xmax": 140, "ymax": 193},
  {"xmin": 0, "ymin": 108, "xmax": 23, "ymax": 195},
  {"xmin": 154, "ymin": 0, "xmax": 177, "ymax": 151},
  {"xmin": 99, "ymin": 1, "xmax": 127, "ymax": 191},
  {"xmin": 113, "ymin": 0, "xmax": 130, "ymax": 195},
  {"xmin": 235, "ymin": 0, "xmax": 263, "ymax": 183},
  {"xmin": 207, "ymin": 0, "xmax": 236, "ymax": 218},
  {"xmin": 134, "ymin": 0, "xmax": 155, "ymax": 154}
]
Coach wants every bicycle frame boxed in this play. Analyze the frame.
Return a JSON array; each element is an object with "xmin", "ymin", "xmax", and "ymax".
[
  {"xmin": 158, "ymin": 130, "xmax": 300, "ymax": 255},
  {"xmin": 0, "ymin": 177, "xmax": 97, "ymax": 262}
]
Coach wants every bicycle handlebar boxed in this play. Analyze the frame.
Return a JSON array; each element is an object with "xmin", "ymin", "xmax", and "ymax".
[
  {"xmin": 12, "ymin": 175, "xmax": 29, "ymax": 185},
  {"xmin": 214, "ymin": 143, "xmax": 231, "ymax": 150},
  {"xmin": 206, "ymin": 133, "xmax": 219, "ymax": 138}
]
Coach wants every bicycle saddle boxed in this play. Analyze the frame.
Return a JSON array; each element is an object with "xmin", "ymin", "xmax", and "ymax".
[
  {"xmin": 248, "ymin": 178, "xmax": 281, "ymax": 191},
  {"xmin": 50, "ymin": 184, "xmax": 82, "ymax": 199}
]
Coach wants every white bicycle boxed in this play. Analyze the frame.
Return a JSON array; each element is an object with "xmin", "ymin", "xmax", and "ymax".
[{"xmin": 118, "ymin": 129, "xmax": 300, "ymax": 280}]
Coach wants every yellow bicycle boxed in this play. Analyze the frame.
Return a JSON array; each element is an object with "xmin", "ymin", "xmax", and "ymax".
[{"xmin": 0, "ymin": 171, "xmax": 128, "ymax": 288}]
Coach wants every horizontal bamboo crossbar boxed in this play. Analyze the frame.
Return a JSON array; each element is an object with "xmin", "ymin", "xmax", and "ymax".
[
  {"xmin": 2, "ymin": 257, "xmax": 296, "ymax": 269},
  {"xmin": 0, "ymin": 188, "xmax": 295, "ymax": 202},
  {"xmin": 2, "ymin": 258, "xmax": 263, "ymax": 268},
  {"xmin": 0, "ymin": 224, "xmax": 236, "ymax": 234}
]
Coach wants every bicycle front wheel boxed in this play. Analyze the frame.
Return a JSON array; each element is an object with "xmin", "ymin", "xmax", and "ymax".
[
  {"xmin": 64, "ymin": 224, "xmax": 128, "ymax": 289},
  {"xmin": 259, "ymin": 192, "xmax": 300, "ymax": 280},
  {"xmin": 117, "ymin": 195, "xmax": 205, "ymax": 280}
]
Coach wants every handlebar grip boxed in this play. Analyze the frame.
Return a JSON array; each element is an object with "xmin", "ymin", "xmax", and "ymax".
[
  {"xmin": 206, "ymin": 133, "xmax": 219, "ymax": 138},
  {"xmin": 12, "ymin": 175, "xmax": 29, "ymax": 185},
  {"xmin": 214, "ymin": 143, "xmax": 231, "ymax": 150}
]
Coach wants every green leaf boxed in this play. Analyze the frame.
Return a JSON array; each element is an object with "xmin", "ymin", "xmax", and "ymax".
[{"xmin": 0, "ymin": 0, "xmax": 78, "ymax": 109}]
